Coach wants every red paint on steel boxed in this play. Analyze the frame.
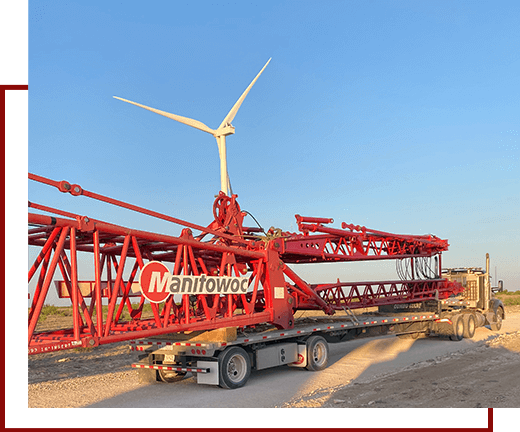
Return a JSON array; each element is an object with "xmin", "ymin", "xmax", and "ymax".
[{"xmin": 28, "ymin": 173, "xmax": 463, "ymax": 354}]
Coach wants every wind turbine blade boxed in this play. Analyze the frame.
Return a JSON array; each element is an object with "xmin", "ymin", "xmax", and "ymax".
[
  {"xmin": 227, "ymin": 172, "xmax": 233, "ymax": 196},
  {"xmin": 218, "ymin": 58, "xmax": 271, "ymax": 130},
  {"xmin": 113, "ymin": 96, "xmax": 216, "ymax": 135}
]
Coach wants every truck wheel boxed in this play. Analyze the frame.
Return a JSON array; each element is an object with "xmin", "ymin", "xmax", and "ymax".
[
  {"xmin": 450, "ymin": 315, "xmax": 464, "ymax": 341},
  {"xmin": 305, "ymin": 335, "xmax": 329, "ymax": 371},
  {"xmin": 398, "ymin": 332, "xmax": 420, "ymax": 339},
  {"xmin": 218, "ymin": 347, "xmax": 251, "ymax": 389},
  {"xmin": 490, "ymin": 308, "xmax": 503, "ymax": 331},
  {"xmin": 462, "ymin": 314, "xmax": 476, "ymax": 339},
  {"xmin": 158, "ymin": 369, "xmax": 187, "ymax": 383}
]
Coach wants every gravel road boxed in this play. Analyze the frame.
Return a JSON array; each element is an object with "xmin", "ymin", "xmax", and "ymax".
[{"xmin": 28, "ymin": 306, "xmax": 520, "ymax": 409}]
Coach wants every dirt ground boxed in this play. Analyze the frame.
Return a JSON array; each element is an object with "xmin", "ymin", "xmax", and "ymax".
[
  {"xmin": 28, "ymin": 305, "xmax": 520, "ymax": 408},
  {"xmin": 322, "ymin": 305, "xmax": 520, "ymax": 409},
  {"xmin": 323, "ymin": 328, "xmax": 520, "ymax": 408}
]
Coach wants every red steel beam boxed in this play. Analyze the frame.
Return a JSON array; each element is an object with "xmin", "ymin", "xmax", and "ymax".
[
  {"xmin": 28, "ymin": 212, "xmax": 264, "ymax": 260},
  {"xmin": 29, "ymin": 173, "xmax": 248, "ymax": 245}
]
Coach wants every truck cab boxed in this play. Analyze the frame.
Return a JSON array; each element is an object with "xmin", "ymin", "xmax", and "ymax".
[{"xmin": 442, "ymin": 253, "xmax": 505, "ymax": 330}]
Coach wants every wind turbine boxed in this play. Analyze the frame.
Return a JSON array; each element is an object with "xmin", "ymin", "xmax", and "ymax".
[{"xmin": 114, "ymin": 58, "xmax": 271, "ymax": 197}]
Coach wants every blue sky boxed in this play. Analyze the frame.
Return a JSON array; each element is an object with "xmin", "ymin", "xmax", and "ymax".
[{"xmin": 27, "ymin": 0, "xmax": 519, "ymax": 290}]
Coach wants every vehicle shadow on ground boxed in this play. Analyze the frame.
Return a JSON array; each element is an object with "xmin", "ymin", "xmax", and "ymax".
[
  {"xmin": 318, "ymin": 327, "xmax": 520, "ymax": 408},
  {"xmin": 82, "ymin": 335, "xmax": 426, "ymax": 408},
  {"xmin": 85, "ymin": 364, "xmax": 315, "ymax": 408},
  {"xmin": 279, "ymin": 324, "xmax": 519, "ymax": 408}
]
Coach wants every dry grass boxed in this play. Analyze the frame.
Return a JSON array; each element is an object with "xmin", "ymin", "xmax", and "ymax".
[{"xmin": 496, "ymin": 291, "xmax": 520, "ymax": 306}]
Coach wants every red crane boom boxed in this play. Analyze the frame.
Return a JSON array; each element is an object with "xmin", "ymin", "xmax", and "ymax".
[{"xmin": 28, "ymin": 173, "xmax": 463, "ymax": 354}]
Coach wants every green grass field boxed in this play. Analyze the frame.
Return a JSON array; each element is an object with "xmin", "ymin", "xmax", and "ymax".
[{"xmin": 495, "ymin": 290, "xmax": 520, "ymax": 306}]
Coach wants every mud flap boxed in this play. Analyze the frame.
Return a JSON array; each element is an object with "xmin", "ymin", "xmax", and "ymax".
[
  {"xmin": 196, "ymin": 361, "xmax": 219, "ymax": 385},
  {"xmin": 288, "ymin": 344, "xmax": 307, "ymax": 368}
]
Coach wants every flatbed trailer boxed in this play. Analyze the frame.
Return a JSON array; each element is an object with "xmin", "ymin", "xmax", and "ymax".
[{"xmin": 130, "ymin": 291, "xmax": 505, "ymax": 389}]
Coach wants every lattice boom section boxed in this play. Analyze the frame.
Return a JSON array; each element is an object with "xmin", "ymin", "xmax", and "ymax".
[
  {"xmin": 292, "ymin": 279, "xmax": 464, "ymax": 311},
  {"xmin": 28, "ymin": 212, "xmax": 290, "ymax": 355},
  {"xmin": 281, "ymin": 230, "xmax": 449, "ymax": 264}
]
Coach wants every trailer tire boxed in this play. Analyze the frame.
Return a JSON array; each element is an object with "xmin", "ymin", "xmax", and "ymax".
[
  {"xmin": 218, "ymin": 347, "xmax": 251, "ymax": 389},
  {"xmin": 490, "ymin": 307, "xmax": 503, "ymax": 331},
  {"xmin": 398, "ymin": 332, "xmax": 420, "ymax": 339},
  {"xmin": 462, "ymin": 314, "xmax": 476, "ymax": 339},
  {"xmin": 450, "ymin": 315, "xmax": 464, "ymax": 341},
  {"xmin": 305, "ymin": 335, "xmax": 329, "ymax": 371},
  {"xmin": 158, "ymin": 369, "xmax": 187, "ymax": 383}
]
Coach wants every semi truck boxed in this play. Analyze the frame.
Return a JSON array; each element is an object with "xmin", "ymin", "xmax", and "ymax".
[{"xmin": 131, "ymin": 254, "xmax": 505, "ymax": 389}]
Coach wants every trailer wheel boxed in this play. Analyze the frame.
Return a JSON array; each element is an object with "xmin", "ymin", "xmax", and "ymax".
[
  {"xmin": 462, "ymin": 314, "xmax": 476, "ymax": 339},
  {"xmin": 305, "ymin": 335, "xmax": 329, "ymax": 371},
  {"xmin": 490, "ymin": 307, "xmax": 503, "ymax": 331},
  {"xmin": 450, "ymin": 315, "xmax": 464, "ymax": 341},
  {"xmin": 398, "ymin": 332, "xmax": 420, "ymax": 339},
  {"xmin": 218, "ymin": 347, "xmax": 251, "ymax": 389},
  {"xmin": 158, "ymin": 369, "xmax": 187, "ymax": 383}
]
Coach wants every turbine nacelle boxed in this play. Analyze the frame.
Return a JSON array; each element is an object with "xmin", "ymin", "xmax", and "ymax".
[
  {"xmin": 215, "ymin": 124, "xmax": 235, "ymax": 137},
  {"xmin": 114, "ymin": 58, "xmax": 271, "ymax": 196}
]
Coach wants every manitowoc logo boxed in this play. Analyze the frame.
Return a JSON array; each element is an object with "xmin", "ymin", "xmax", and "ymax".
[{"xmin": 138, "ymin": 261, "xmax": 249, "ymax": 303}]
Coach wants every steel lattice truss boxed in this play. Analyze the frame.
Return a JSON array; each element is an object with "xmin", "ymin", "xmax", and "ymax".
[{"xmin": 28, "ymin": 174, "xmax": 463, "ymax": 354}]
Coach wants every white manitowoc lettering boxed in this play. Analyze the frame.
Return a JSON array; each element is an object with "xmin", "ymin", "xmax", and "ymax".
[
  {"xmin": 149, "ymin": 271, "xmax": 171, "ymax": 293},
  {"xmin": 169, "ymin": 274, "xmax": 249, "ymax": 294}
]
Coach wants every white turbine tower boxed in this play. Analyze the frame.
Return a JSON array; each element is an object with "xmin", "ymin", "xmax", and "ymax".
[{"xmin": 114, "ymin": 58, "xmax": 271, "ymax": 196}]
